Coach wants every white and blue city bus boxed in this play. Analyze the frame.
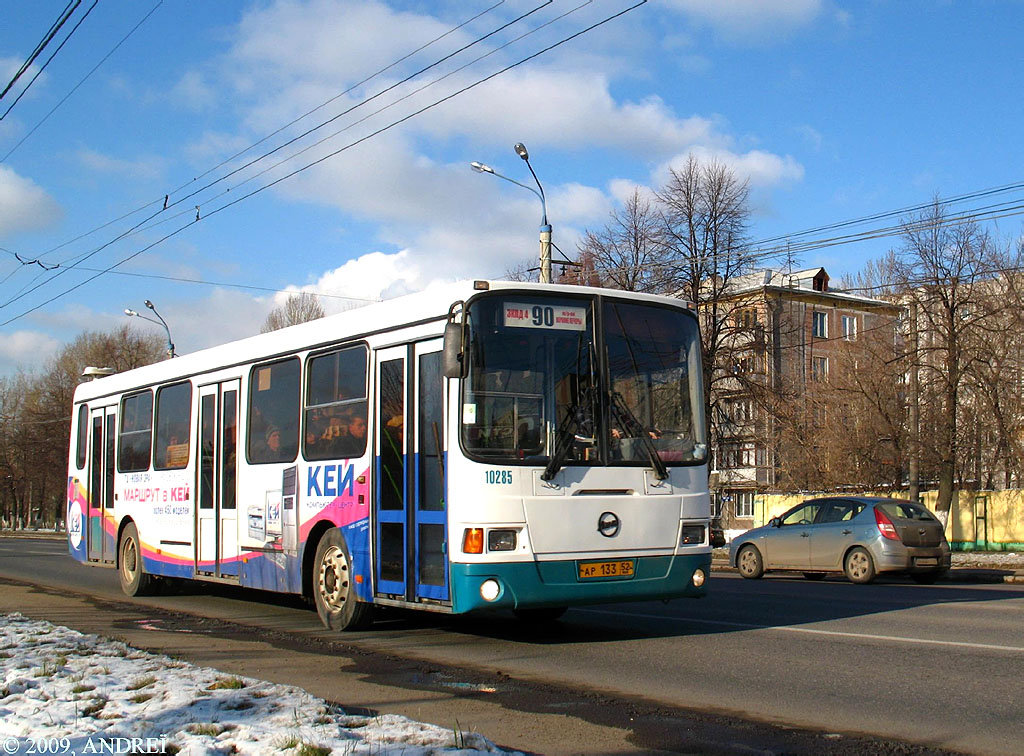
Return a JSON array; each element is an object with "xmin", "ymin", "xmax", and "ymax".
[{"xmin": 66, "ymin": 280, "xmax": 711, "ymax": 629}]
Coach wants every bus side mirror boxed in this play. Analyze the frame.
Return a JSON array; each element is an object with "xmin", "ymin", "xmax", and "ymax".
[{"xmin": 443, "ymin": 321, "xmax": 465, "ymax": 378}]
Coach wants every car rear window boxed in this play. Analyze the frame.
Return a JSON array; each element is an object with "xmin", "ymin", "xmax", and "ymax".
[{"xmin": 877, "ymin": 502, "xmax": 936, "ymax": 521}]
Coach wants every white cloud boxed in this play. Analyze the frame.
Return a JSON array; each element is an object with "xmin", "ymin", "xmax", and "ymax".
[
  {"xmin": 0, "ymin": 166, "xmax": 62, "ymax": 237},
  {"xmin": 171, "ymin": 70, "xmax": 218, "ymax": 111},
  {"xmin": 657, "ymin": 146, "xmax": 804, "ymax": 188},
  {"xmin": 0, "ymin": 330, "xmax": 60, "ymax": 373},
  {"xmin": 663, "ymin": 0, "xmax": 824, "ymax": 40},
  {"xmin": 77, "ymin": 149, "xmax": 166, "ymax": 181},
  {"xmin": 170, "ymin": 0, "xmax": 808, "ymax": 308}
]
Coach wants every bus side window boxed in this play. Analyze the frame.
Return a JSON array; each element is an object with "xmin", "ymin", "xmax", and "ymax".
[
  {"xmin": 75, "ymin": 404, "xmax": 88, "ymax": 469},
  {"xmin": 248, "ymin": 357, "xmax": 300, "ymax": 464},
  {"xmin": 304, "ymin": 345, "xmax": 368, "ymax": 461},
  {"xmin": 154, "ymin": 382, "xmax": 192, "ymax": 470},
  {"xmin": 118, "ymin": 391, "xmax": 153, "ymax": 472}
]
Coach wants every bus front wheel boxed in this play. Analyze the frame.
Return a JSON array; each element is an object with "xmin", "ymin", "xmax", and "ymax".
[
  {"xmin": 119, "ymin": 522, "xmax": 156, "ymax": 597},
  {"xmin": 313, "ymin": 528, "xmax": 373, "ymax": 631}
]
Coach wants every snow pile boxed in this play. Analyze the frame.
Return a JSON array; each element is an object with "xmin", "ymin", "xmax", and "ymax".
[{"xmin": 0, "ymin": 614, "xmax": 516, "ymax": 755}]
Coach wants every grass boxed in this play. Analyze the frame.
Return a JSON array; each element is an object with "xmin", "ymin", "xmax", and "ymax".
[
  {"xmin": 71, "ymin": 683, "xmax": 95, "ymax": 694},
  {"xmin": 207, "ymin": 677, "xmax": 246, "ymax": 690},
  {"xmin": 126, "ymin": 675, "xmax": 157, "ymax": 691},
  {"xmin": 186, "ymin": 723, "xmax": 224, "ymax": 736},
  {"xmin": 79, "ymin": 697, "xmax": 107, "ymax": 718},
  {"xmin": 273, "ymin": 736, "xmax": 330, "ymax": 756},
  {"xmin": 128, "ymin": 692, "xmax": 154, "ymax": 704}
]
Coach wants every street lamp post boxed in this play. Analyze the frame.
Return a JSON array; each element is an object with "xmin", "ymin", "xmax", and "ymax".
[
  {"xmin": 125, "ymin": 300, "xmax": 175, "ymax": 358},
  {"xmin": 471, "ymin": 142, "xmax": 552, "ymax": 283}
]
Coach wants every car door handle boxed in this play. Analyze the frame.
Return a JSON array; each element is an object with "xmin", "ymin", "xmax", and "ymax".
[
  {"xmin": 801, "ymin": 532, "xmax": 809, "ymax": 538},
  {"xmin": 842, "ymin": 529, "xmax": 852, "ymax": 535}
]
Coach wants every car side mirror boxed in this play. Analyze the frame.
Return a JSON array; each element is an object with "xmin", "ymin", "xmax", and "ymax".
[{"xmin": 769, "ymin": 517, "xmax": 780, "ymax": 528}]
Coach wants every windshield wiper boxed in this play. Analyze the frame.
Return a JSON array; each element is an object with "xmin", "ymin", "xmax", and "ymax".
[
  {"xmin": 610, "ymin": 391, "xmax": 668, "ymax": 480},
  {"xmin": 541, "ymin": 401, "xmax": 582, "ymax": 481}
]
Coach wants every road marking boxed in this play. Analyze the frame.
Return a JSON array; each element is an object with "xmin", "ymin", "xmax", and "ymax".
[{"xmin": 576, "ymin": 609, "xmax": 1024, "ymax": 653}]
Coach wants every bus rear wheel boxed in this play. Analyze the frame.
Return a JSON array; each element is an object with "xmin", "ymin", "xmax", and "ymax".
[
  {"xmin": 119, "ymin": 522, "xmax": 156, "ymax": 597},
  {"xmin": 313, "ymin": 528, "xmax": 373, "ymax": 631}
]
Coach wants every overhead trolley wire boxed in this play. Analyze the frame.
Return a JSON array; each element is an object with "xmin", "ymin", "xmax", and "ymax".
[
  {"xmin": 0, "ymin": 1, "xmax": 100, "ymax": 122},
  {"xmin": 0, "ymin": 0, "xmax": 650, "ymax": 328},
  {"xmin": 1, "ymin": 1, "xmax": 163, "ymax": 163},
  {"xmin": 0, "ymin": 0, "xmax": 80, "ymax": 102},
  {"xmin": 15, "ymin": 1, "xmax": 513, "ymax": 264},
  {"xmin": 0, "ymin": 0, "xmax": 583, "ymax": 308}
]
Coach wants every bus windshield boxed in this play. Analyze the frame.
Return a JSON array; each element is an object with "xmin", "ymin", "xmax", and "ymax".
[{"xmin": 461, "ymin": 293, "xmax": 707, "ymax": 468}]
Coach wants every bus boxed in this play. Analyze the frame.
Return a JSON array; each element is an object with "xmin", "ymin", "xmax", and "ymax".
[{"xmin": 66, "ymin": 280, "xmax": 711, "ymax": 629}]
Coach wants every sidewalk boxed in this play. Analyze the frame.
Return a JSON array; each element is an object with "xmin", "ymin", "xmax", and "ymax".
[{"xmin": 711, "ymin": 548, "xmax": 1024, "ymax": 584}]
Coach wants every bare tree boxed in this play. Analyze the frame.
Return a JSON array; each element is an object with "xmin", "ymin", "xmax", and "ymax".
[
  {"xmin": 261, "ymin": 292, "xmax": 326, "ymax": 333},
  {"xmin": 883, "ymin": 200, "xmax": 1012, "ymax": 518},
  {"xmin": 0, "ymin": 326, "xmax": 164, "ymax": 529},
  {"xmin": 576, "ymin": 189, "xmax": 672, "ymax": 292}
]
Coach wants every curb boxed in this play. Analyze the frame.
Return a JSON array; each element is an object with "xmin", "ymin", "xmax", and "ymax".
[{"xmin": 711, "ymin": 560, "xmax": 1024, "ymax": 584}]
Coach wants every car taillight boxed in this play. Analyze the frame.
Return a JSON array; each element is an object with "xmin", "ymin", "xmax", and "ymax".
[{"xmin": 874, "ymin": 507, "xmax": 900, "ymax": 541}]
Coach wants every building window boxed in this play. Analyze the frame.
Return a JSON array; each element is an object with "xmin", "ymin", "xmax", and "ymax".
[
  {"xmin": 811, "ymin": 356, "xmax": 828, "ymax": 382},
  {"xmin": 736, "ymin": 491, "xmax": 754, "ymax": 518},
  {"xmin": 735, "ymin": 308, "xmax": 758, "ymax": 329},
  {"xmin": 842, "ymin": 315, "xmax": 858, "ymax": 341},
  {"xmin": 812, "ymin": 311, "xmax": 828, "ymax": 339},
  {"xmin": 710, "ymin": 494, "xmax": 723, "ymax": 518}
]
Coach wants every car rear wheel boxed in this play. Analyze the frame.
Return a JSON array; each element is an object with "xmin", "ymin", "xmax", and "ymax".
[
  {"xmin": 802, "ymin": 572, "xmax": 827, "ymax": 581},
  {"xmin": 844, "ymin": 547, "xmax": 876, "ymax": 584},
  {"xmin": 737, "ymin": 545, "xmax": 764, "ymax": 579}
]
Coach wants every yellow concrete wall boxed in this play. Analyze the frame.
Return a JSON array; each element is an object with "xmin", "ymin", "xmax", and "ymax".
[{"xmin": 754, "ymin": 490, "xmax": 1024, "ymax": 550}]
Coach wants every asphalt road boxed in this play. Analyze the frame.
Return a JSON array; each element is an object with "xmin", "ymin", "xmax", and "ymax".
[{"xmin": 2, "ymin": 536, "xmax": 1022, "ymax": 755}]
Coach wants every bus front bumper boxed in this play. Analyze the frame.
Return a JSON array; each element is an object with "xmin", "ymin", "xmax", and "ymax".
[{"xmin": 450, "ymin": 553, "xmax": 710, "ymax": 614}]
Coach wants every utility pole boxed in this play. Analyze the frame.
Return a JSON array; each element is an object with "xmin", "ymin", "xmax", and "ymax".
[{"xmin": 908, "ymin": 301, "xmax": 920, "ymax": 502}]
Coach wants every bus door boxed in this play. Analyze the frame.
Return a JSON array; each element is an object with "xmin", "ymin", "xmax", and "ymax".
[
  {"xmin": 196, "ymin": 380, "xmax": 240, "ymax": 578},
  {"xmin": 87, "ymin": 406, "xmax": 116, "ymax": 563},
  {"xmin": 374, "ymin": 341, "xmax": 449, "ymax": 602}
]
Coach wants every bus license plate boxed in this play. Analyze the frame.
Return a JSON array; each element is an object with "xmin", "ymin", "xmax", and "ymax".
[{"xmin": 578, "ymin": 559, "xmax": 635, "ymax": 579}]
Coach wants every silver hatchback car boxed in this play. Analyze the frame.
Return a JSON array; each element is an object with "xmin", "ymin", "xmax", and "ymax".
[{"xmin": 729, "ymin": 496, "xmax": 951, "ymax": 584}]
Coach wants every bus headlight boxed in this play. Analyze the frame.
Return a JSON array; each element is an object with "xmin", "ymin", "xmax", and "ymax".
[
  {"xmin": 487, "ymin": 529, "xmax": 517, "ymax": 551},
  {"xmin": 480, "ymin": 579, "xmax": 501, "ymax": 602},
  {"xmin": 692, "ymin": 569, "xmax": 706, "ymax": 588}
]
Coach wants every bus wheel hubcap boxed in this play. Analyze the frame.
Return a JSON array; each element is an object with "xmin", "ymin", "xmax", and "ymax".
[
  {"xmin": 319, "ymin": 545, "xmax": 350, "ymax": 609},
  {"xmin": 122, "ymin": 540, "xmax": 137, "ymax": 581}
]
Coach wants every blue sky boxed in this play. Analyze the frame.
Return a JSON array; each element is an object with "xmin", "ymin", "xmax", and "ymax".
[{"xmin": 0, "ymin": 0, "xmax": 1022, "ymax": 373}]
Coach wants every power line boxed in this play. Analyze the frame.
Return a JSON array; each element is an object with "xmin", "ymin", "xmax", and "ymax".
[
  {"xmin": 746, "ymin": 180, "xmax": 1024, "ymax": 250},
  {"xmin": 15, "ymin": 0, "xmax": 514, "ymax": 266},
  {"xmin": 0, "ymin": 1, "xmax": 650, "ymax": 328},
  {"xmin": 0, "ymin": 0, "xmax": 550, "ymax": 304},
  {"xmin": 0, "ymin": 1, "xmax": 100, "ymax": 121},
  {"xmin": 1, "ymin": 1, "xmax": 163, "ymax": 163},
  {"xmin": 0, "ymin": 0, "xmax": 79, "ymax": 102}
]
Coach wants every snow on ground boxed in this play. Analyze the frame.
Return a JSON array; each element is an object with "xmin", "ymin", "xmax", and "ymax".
[{"xmin": 0, "ymin": 613, "xmax": 519, "ymax": 756}]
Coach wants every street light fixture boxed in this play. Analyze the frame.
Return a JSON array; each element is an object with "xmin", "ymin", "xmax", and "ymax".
[
  {"xmin": 125, "ymin": 300, "xmax": 175, "ymax": 358},
  {"xmin": 470, "ymin": 142, "xmax": 552, "ymax": 283}
]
